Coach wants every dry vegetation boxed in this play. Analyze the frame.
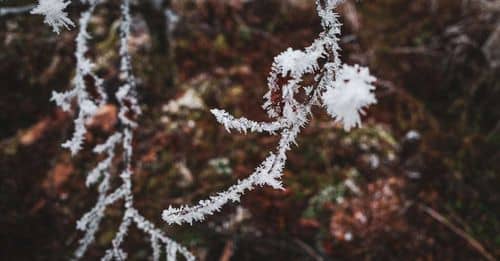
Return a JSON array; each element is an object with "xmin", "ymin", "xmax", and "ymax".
[{"xmin": 1, "ymin": 0, "xmax": 499, "ymax": 260}]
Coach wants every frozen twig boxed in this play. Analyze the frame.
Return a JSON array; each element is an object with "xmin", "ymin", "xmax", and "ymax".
[{"xmin": 162, "ymin": 0, "xmax": 377, "ymax": 226}]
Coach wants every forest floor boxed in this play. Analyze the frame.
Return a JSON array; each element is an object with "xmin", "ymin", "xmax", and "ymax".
[{"xmin": 1, "ymin": 0, "xmax": 499, "ymax": 260}]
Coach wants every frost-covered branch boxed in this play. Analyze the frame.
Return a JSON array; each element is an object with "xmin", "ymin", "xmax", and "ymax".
[
  {"xmin": 0, "ymin": 4, "xmax": 35, "ymax": 16},
  {"xmin": 77, "ymin": 1, "xmax": 192, "ymax": 260},
  {"xmin": 40, "ymin": 0, "xmax": 193, "ymax": 260},
  {"xmin": 162, "ymin": 0, "xmax": 377, "ymax": 226},
  {"xmin": 210, "ymin": 109, "xmax": 287, "ymax": 134},
  {"xmin": 50, "ymin": 0, "xmax": 106, "ymax": 155}
]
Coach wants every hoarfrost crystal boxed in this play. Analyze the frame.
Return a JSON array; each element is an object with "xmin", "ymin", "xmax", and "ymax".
[
  {"xmin": 31, "ymin": 0, "xmax": 74, "ymax": 34},
  {"xmin": 322, "ymin": 64, "xmax": 377, "ymax": 131}
]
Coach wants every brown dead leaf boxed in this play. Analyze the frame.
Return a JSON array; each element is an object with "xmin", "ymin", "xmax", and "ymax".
[
  {"xmin": 43, "ymin": 162, "xmax": 74, "ymax": 192},
  {"xmin": 339, "ymin": 1, "xmax": 361, "ymax": 33},
  {"xmin": 20, "ymin": 118, "xmax": 50, "ymax": 145},
  {"xmin": 88, "ymin": 104, "xmax": 118, "ymax": 132},
  {"xmin": 219, "ymin": 240, "xmax": 234, "ymax": 261},
  {"xmin": 29, "ymin": 199, "xmax": 46, "ymax": 215},
  {"xmin": 229, "ymin": 65, "xmax": 252, "ymax": 76},
  {"xmin": 299, "ymin": 218, "xmax": 321, "ymax": 229}
]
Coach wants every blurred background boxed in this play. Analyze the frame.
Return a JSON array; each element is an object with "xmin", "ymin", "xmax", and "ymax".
[{"xmin": 1, "ymin": 0, "xmax": 499, "ymax": 260}]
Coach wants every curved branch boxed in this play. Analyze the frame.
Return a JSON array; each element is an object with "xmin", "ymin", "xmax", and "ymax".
[{"xmin": 211, "ymin": 109, "xmax": 288, "ymax": 134}]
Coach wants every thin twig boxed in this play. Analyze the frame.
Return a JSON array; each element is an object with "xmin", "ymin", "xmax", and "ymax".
[
  {"xmin": 294, "ymin": 238, "xmax": 324, "ymax": 261},
  {"xmin": 418, "ymin": 203, "xmax": 496, "ymax": 261},
  {"xmin": 0, "ymin": 4, "xmax": 35, "ymax": 16},
  {"xmin": 390, "ymin": 46, "xmax": 440, "ymax": 56}
]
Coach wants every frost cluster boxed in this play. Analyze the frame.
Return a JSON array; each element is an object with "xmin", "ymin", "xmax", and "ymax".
[
  {"xmin": 31, "ymin": 0, "xmax": 74, "ymax": 33},
  {"xmin": 322, "ymin": 64, "xmax": 377, "ymax": 131}
]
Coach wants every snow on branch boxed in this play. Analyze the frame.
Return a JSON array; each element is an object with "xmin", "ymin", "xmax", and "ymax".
[
  {"xmin": 37, "ymin": 0, "xmax": 193, "ymax": 260},
  {"xmin": 210, "ymin": 109, "xmax": 287, "ymax": 134},
  {"xmin": 50, "ymin": 0, "xmax": 106, "ymax": 155},
  {"xmin": 0, "ymin": 4, "xmax": 36, "ymax": 16},
  {"xmin": 162, "ymin": 0, "xmax": 377, "ymax": 226}
]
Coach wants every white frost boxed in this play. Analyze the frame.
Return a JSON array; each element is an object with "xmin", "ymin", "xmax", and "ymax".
[
  {"xmin": 31, "ymin": 0, "xmax": 74, "ymax": 34},
  {"xmin": 322, "ymin": 64, "xmax": 377, "ymax": 131}
]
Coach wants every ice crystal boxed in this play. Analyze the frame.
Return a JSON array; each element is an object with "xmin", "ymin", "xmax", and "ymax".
[
  {"xmin": 31, "ymin": 0, "xmax": 74, "ymax": 34},
  {"xmin": 322, "ymin": 64, "xmax": 377, "ymax": 131}
]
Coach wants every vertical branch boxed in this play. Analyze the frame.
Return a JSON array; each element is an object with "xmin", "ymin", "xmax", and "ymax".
[
  {"xmin": 70, "ymin": 0, "xmax": 194, "ymax": 260},
  {"xmin": 50, "ymin": 0, "xmax": 106, "ymax": 155}
]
